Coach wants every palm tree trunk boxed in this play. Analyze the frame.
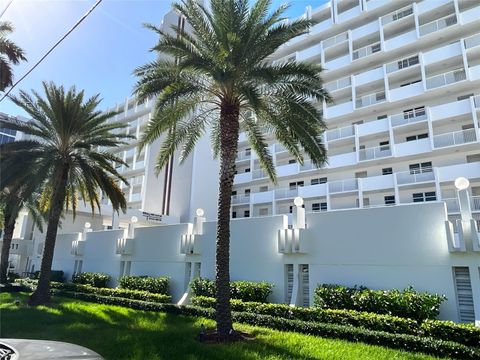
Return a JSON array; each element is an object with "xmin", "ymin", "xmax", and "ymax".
[
  {"xmin": 215, "ymin": 100, "xmax": 240, "ymax": 338},
  {"xmin": 0, "ymin": 212, "xmax": 15, "ymax": 284},
  {"xmin": 29, "ymin": 165, "xmax": 69, "ymax": 306}
]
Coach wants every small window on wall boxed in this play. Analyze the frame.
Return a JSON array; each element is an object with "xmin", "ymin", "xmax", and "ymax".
[
  {"xmin": 311, "ymin": 177, "xmax": 327, "ymax": 185},
  {"xmin": 288, "ymin": 159, "xmax": 297, "ymax": 164},
  {"xmin": 466, "ymin": 154, "xmax": 480, "ymax": 163},
  {"xmin": 244, "ymin": 210, "xmax": 250, "ymax": 218},
  {"xmin": 259, "ymin": 185, "xmax": 268, "ymax": 192},
  {"xmin": 245, "ymin": 148, "xmax": 251, "ymax": 156},
  {"xmin": 413, "ymin": 191, "xmax": 436, "ymax": 202},
  {"xmin": 312, "ymin": 203, "xmax": 320, "ymax": 212},
  {"xmin": 245, "ymin": 168, "xmax": 251, "ymax": 173},
  {"xmin": 382, "ymin": 167, "xmax": 393, "ymax": 175},
  {"xmin": 457, "ymin": 93, "xmax": 473, "ymax": 101},
  {"xmin": 259, "ymin": 208, "xmax": 269, "ymax": 216},
  {"xmin": 384, "ymin": 195, "xmax": 395, "ymax": 205},
  {"xmin": 232, "ymin": 211, "xmax": 237, "ymax": 219},
  {"xmin": 406, "ymin": 133, "xmax": 428, "ymax": 142}
]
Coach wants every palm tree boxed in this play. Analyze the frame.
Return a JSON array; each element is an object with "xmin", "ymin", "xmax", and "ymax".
[
  {"xmin": 0, "ymin": 82, "xmax": 130, "ymax": 305},
  {"xmin": 134, "ymin": 0, "xmax": 329, "ymax": 338},
  {"xmin": 0, "ymin": 21, "xmax": 27, "ymax": 91}
]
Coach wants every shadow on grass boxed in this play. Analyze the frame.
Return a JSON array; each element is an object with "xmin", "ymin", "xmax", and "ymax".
[{"xmin": 0, "ymin": 294, "xmax": 319, "ymax": 360}]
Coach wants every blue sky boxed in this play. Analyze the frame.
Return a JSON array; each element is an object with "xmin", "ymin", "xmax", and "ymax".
[{"xmin": 0, "ymin": 0, "xmax": 324, "ymax": 117}]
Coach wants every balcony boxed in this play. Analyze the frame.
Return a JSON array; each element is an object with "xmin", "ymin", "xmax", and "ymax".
[
  {"xmin": 465, "ymin": 33, "xmax": 480, "ymax": 50},
  {"xmin": 396, "ymin": 169, "xmax": 435, "ymax": 186},
  {"xmin": 390, "ymin": 108, "xmax": 427, "ymax": 127},
  {"xmin": 297, "ymin": 44, "xmax": 322, "ymax": 62},
  {"xmin": 310, "ymin": 18, "xmax": 333, "ymax": 36},
  {"xmin": 275, "ymin": 187, "xmax": 299, "ymax": 200},
  {"xmin": 381, "ymin": 5, "xmax": 413, "ymax": 26},
  {"xmin": 325, "ymin": 100, "xmax": 354, "ymax": 118},
  {"xmin": 359, "ymin": 144, "xmax": 392, "ymax": 161},
  {"xmin": 323, "ymin": 32, "xmax": 348, "ymax": 49},
  {"xmin": 328, "ymin": 178, "xmax": 358, "ymax": 194},
  {"xmin": 356, "ymin": 67, "xmax": 383, "ymax": 86},
  {"xmin": 355, "ymin": 91, "xmax": 386, "ymax": 108},
  {"xmin": 252, "ymin": 168, "xmax": 267, "ymax": 180},
  {"xmin": 474, "ymin": 96, "xmax": 480, "ymax": 109},
  {"xmin": 472, "ymin": 196, "xmax": 480, "ymax": 211},
  {"xmin": 338, "ymin": 4, "xmax": 361, "ymax": 23},
  {"xmin": 395, "ymin": 138, "xmax": 431, "ymax": 157},
  {"xmin": 325, "ymin": 76, "xmax": 351, "ymax": 92},
  {"xmin": 234, "ymin": 172, "xmax": 252, "ymax": 184},
  {"xmin": 433, "ymin": 129, "xmax": 477, "ymax": 149},
  {"xmin": 116, "ymin": 237, "xmax": 134, "ymax": 255},
  {"xmin": 326, "ymin": 125, "xmax": 354, "ymax": 141},
  {"xmin": 386, "ymin": 55, "xmax": 419, "ymax": 74},
  {"xmin": 352, "ymin": 42, "xmax": 381, "ymax": 61},
  {"xmin": 236, "ymin": 151, "xmax": 251, "ymax": 162},
  {"xmin": 232, "ymin": 194, "xmax": 250, "ymax": 205},
  {"xmin": 425, "ymin": 69, "xmax": 466, "ymax": 90},
  {"xmin": 461, "ymin": 5, "xmax": 480, "ymax": 24},
  {"xmin": 389, "ymin": 82, "xmax": 423, "ymax": 102},
  {"xmin": 299, "ymin": 159, "xmax": 317, "ymax": 172},
  {"xmin": 423, "ymin": 42, "xmax": 462, "ymax": 66},
  {"xmin": 419, "ymin": 14, "xmax": 457, "ymax": 37},
  {"xmin": 430, "ymin": 98, "xmax": 471, "ymax": 122},
  {"xmin": 324, "ymin": 54, "xmax": 351, "ymax": 71},
  {"xmin": 251, "ymin": 190, "xmax": 274, "ymax": 204}
]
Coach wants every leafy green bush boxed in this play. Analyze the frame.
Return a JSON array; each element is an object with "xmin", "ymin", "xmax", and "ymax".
[
  {"xmin": 420, "ymin": 320, "xmax": 480, "ymax": 348},
  {"xmin": 314, "ymin": 284, "xmax": 446, "ymax": 321},
  {"xmin": 56, "ymin": 291, "xmax": 480, "ymax": 359},
  {"xmin": 33, "ymin": 270, "xmax": 64, "ymax": 283},
  {"xmin": 71, "ymin": 272, "xmax": 110, "ymax": 288},
  {"xmin": 190, "ymin": 278, "xmax": 273, "ymax": 303},
  {"xmin": 119, "ymin": 275, "xmax": 169, "ymax": 295}
]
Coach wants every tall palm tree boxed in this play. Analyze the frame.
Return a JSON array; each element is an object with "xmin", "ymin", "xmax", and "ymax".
[
  {"xmin": 134, "ymin": 0, "xmax": 329, "ymax": 338},
  {"xmin": 0, "ymin": 82, "xmax": 130, "ymax": 305},
  {"xmin": 0, "ymin": 21, "xmax": 27, "ymax": 91}
]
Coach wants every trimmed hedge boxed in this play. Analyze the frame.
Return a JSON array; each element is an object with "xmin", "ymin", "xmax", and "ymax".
[
  {"xmin": 190, "ymin": 278, "xmax": 273, "ymax": 303},
  {"xmin": 119, "ymin": 275, "xmax": 169, "ymax": 295},
  {"xmin": 314, "ymin": 284, "xmax": 445, "ymax": 321},
  {"xmin": 191, "ymin": 296, "xmax": 480, "ymax": 348},
  {"xmin": 33, "ymin": 270, "xmax": 64, "ymax": 283},
  {"xmin": 53, "ymin": 291, "xmax": 480, "ymax": 359},
  {"xmin": 72, "ymin": 272, "xmax": 110, "ymax": 288}
]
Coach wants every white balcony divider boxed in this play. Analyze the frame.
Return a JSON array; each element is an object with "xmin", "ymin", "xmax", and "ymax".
[
  {"xmin": 465, "ymin": 33, "xmax": 480, "ymax": 49},
  {"xmin": 381, "ymin": 5, "xmax": 413, "ymax": 25},
  {"xmin": 419, "ymin": 14, "xmax": 457, "ymax": 37},
  {"xmin": 471, "ymin": 196, "xmax": 480, "ymax": 211},
  {"xmin": 396, "ymin": 168, "xmax": 435, "ymax": 185},
  {"xmin": 426, "ymin": 68, "xmax": 466, "ymax": 90},
  {"xmin": 359, "ymin": 144, "xmax": 392, "ymax": 161},
  {"xmin": 355, "ymin": 90, "xmax": 386, "ymax": 108},
  {"xmin": 433, "ymin": 128, "xmax": 477, "ymax": 148},
  {"xmin": 252, "ymin": 168, "xmax": 267, "ymax": 179},
  {"xmin": 328, "ymin": 178, "xmax": 358, "ymax": 193},
  {"xmin": 390, "ymin": 108, "xmax": 427, "ymax": 127},
  {"xmin": 275, "ymin": 188, "xmax": 299, "ymax": 199},
  {"xmin": 323, "ymin": 31, "xmax": 348, "ymax": 49},
  {"xmin": 325, "ymin": 76, "xmax": 351, "ymax": 92},
  {"xmin": 352, "ymin": 42, "xmax": 381, "ymax": 60},
  {"xmin": 444, "ymin": 198, "xmax": 460, "ymax": 213},
  {"xmin": 231, "ymin": 194, "xmax": 250, "ymax": 204},
  {"xmin": 386, "ymin": 55, "xmax": 419, "ymax": 73},
  {"xmin": 326, "ymin": 125, "xmax": 355, "ymax": 141}
]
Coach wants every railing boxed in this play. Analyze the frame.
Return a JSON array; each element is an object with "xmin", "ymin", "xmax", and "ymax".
[
  {"xmin": 426, "ymin": 68, "xmax": 466, "ymax": 89},
  {"xmin": 419, "ymin": 14, "xmax": 457, "ymax": 37},
  {"xmin": 326, "ymin": 125, "xmax": 355, "ymax": 141},
  {"xmin": 444, "ymin": 198, "xmax": 460, "ymax": 213},
  {"xmin": 231, "ymin": 194, "xmax": 250, "ymax": 205},
  {"xmin": 386, "ymin": 55, "xmax": 419, "ymax": 73},
  {"xmin": 465, "ymin": 33, "xmax": 480, "ymax": 49},
  {"xmin": 355, "ymin": 91, "xmax": 386, "ymax": 108},
  {"xmin": 433, "ymin": 128, "xmax": 477, "ymax": 148},
  {"xmin": 471, "ymin": 196, "xmax": 480, "ymax": 211},
  {"xmin": 381, "ymin": 5, "xmax": 413, "ymax": 25},
  {"xmin": 352, "ymin": 42, "xmax": 381, "ymax": 60},
  {"xmin": 325, "ymin": 76, "xmax": 351, "ymax": 92},
  {"xmin": 299, "ymin": 159, "xmax": 316, "ymax": 172},
  {"xmin": 276, "ymin": 206, "xmax": 291, "ymax": 215},
  {"xmin": 328, "ymin": 178, "xmax": 358, "ymax": 193},
  {"xmin": 396, "ymin": 168, "xmax": 435, "ymax": 185},
  {"xmin": 130, "ymin": 192, "xmax": 142, "ymax": 202},
  {"xmin": 275, "ymin": 188, "xmax": 299, "ymax": 200},
  {"xmin": 274, "ymin": 144, "xmax": 287, "ymax": 153},
  {"xmin": 473, "ymin": 95, "xmax": 480, "ymax": 108},
  {"xmin": 236, "ymin": 151, "xmax": 251, "ymax": 161},
  {"xmin": 359, "ymin": 144, "xmax": 392, "ymax": 161},
  {"xmin": 390, "ymin": 108, "xmax": 427, "ymax": 127},
  {"xmin": 323, "ymin": 32, "xmax": 348, "ymax": 49},
  {"xmin": 134, "ymin": 160, "xmax": 145, "ymax": 169},
  {"xmin": 252, "ymin": 169, "xmax": 267, "ymax": 179}
]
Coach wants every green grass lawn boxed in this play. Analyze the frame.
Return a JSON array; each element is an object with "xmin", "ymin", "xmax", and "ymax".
[{"xmin": 0, "ymin": 293, "xmax": 442, "ymax": 360}]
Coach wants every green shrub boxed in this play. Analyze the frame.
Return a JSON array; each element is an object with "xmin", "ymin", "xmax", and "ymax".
[
  {"xmin": 314, "ymin": 284, "xmax": 446, "ymax": 321},
  {"xmin": 421, "ymin": 320, "xmax": 480, "ymax": 348},
  {"xmin": 71, "ymin": 272, "xmax": 110, "ymax": 288},
  {"xmin": 56, "ymin": 291, "xmax": 480, "ymax": 359},
  {"xmin": 33, "ymin": 270, "xmax": 64, "ymax": 283},
  {"xmin": 190, "ymin": 278, "xmax": 273, "ymax": 303},
  {"xmin": 119, "ymin": 275, "xmax": 169, "ymax": 295}
]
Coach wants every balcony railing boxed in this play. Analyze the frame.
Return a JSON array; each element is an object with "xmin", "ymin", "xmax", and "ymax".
[
  {"xmin": 274, "ymin": 144, "xmax": 287, "ymax": 153},
  {"xmin": 231, "ymin": 194, "xmax": 250, "ymax": 205},
  {"xmin": 381, "ymin": 5, "xmax": 413, "ymax": 25},
  {"xmin": 471, "ymin": 196, "xmax": 480, "ymax": 211},
  {"xmin": 356, "ymin": 91, "xmax": 386, "ymax": 108},
  {"xmin": 326, "ymin": 125, "xmax": 355, "ymax": 141},
  {"xmin": 444, "ymin": 198, "xmax": 460, "ymax": 213},
  {"xmin": 299, "ymin": 159, "xmax": 316, "ymax": 172},
  {"xmin": 325, "ymin": 76, "xmax": 351, "ymax": 92},
  {"xmin": 390, "ymin": 108, "xmax": 427, "ymax": 127},
  {"xmin": 433, "ymin": 128, "xmax": 477, "ymax": 148},
  {"xmin": 473, "ymin": 95, "xmax": 480, "ymax": 108},
  {"xmin": 396, "ymin": 168, "xmax": 435, "ymax": 185},
  {"xmin": 236, "ymin": 151, "xmax": 251, "ymax": 161},
  {"xmin": 465, "ymin": 33, "xmax": 480, "ymax": 50},
  {"xmin": 386, "ymin": 55, "xmax": 419, "ymax": 73},
  {"xmin": 359, "ymin": 144, "xmax": 392, "ymax": 161},
  {"xmin": 252, "ymin": 168, "xmax": 267, "ymax": 179},
  {"xmin": 426, "ymin": 68, "xmax": 466, "ymax": 90},
  {"xmin": 323, "ymin": 32, "xmax": 348, "ymax": 49},
  {"xmin": 328, "ymin": 178, "xmax": 358, "ymax": 193},
  {"xmin": 352, "ymin": 42, "xmax": 381, "ymax": 60},
  {"xmin": 275, "ymin": 188, "xmax": 299, "ymax": 200},
  {"xmin": 419, "ymin": 14, "xmax": 457, "ymax": 37}
]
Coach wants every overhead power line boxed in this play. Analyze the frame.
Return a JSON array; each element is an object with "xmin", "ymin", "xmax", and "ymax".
[
  {"xmin": 0, "ymin": 0, "xmax": 14, "ymax": 19},
  {"xmin": 0, "ymin": 0, "xmax": 103, "ymax": 103}
]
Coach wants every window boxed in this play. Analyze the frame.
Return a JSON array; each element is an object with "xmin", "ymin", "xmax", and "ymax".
[
  {"xmin": 259, "ymin": 208, "xmax": 269, "ymax": 216},
  {"xmin": 403, "ymin": 106, "xmax": 425, "ymax": 119},
  {"xmin": 406, "ymin": 133, "xmax": 428, "ymax": 142},
  {"xmin": 231, "ymin": 190, "xmax": 237, "ymax": 196},
  {"xmin": 409, "ymin": 162, "xmax": 432, "ymax": 174},
  {"xmin": 384, "ymin": 195, "xmax": 395, "ymax": 205},
  {"xmin": 377, "ymin": 114, "xmax": 387, "ymax": 120},
  {"xmin": 355, "ymin": 171, "xmax": 367, "ymax": 178},
  {"xmin": 352, "ymin": 120, "xmax": 364, "ymax": 125},
  {"xmin": 245, "ymin": 148, "xmax": 251, "ymax": 156},
  {"xmin": 397, "ymin": 54, "xmax": 418, "ymax": 69},
  {"xmin": 382, "ymin": 167, "xmax": 393, "ymax": 175},
  {"xmin": 379, "ymin": 141, "xmax": 389, "ymax": 151},
  {"xmin": 289, "ymin": 181, "xmax": 304, "ymax": 190},
  {"xmin": 232, "ymin": 211, "xmax": 237, "ymax": 218},
  {"xmin": 259, "ymin": 185, "xmax": 268, "ymax": 192},
  {"xmin": 466, "ymin": 154, "xmax": 480, "ymax": 163},
  {"xmin": 244, "ymin": 210, "xmax": 250, "ymax": 218},
  {"xmin": 288, "ymin": 159, "xmax": 297, "ymax": 164},
  {"xmin": 244, "ymin": 168, "xmax": 251, "ymax": 173},
  {"xmin": 244, "ymin": 189, "xmax": 251, "ymax": 196},
  {"xmin": 400, "ymin": 79, "xmax": 421, "ymax": 87},
  {"xmin": 413, "ymin": 191, "xmax": 436, "ymax": 202},
  {"xmin": 311, "ymin": 177, "xmax": 327, "ymax": 185},
  {"xmin": 457, "ymin": 93, "xmax": 473, "ymax": 101}
]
